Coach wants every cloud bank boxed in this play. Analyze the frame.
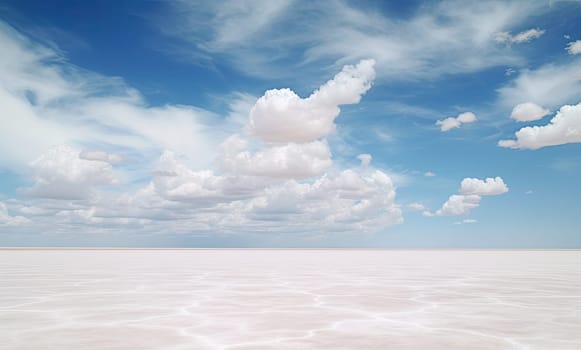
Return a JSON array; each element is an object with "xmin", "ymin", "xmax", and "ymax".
[{"xmin": 0, "ymin": 23, "xmax": 402, "ymax": 237}]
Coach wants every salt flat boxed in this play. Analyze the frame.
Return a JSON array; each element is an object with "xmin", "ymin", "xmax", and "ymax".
[{"xmin": 1, "ymin": 250, "xmax": 580, "ymax": 349}]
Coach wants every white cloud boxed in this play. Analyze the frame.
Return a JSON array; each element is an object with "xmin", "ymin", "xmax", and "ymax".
[
  {"xmin": 161, "ymin": 1, "xmax": 542, "ymax": 80},
  {"xmin": 0, "ymin": 202, "xmax": 29, "ymax": 226},
  {"xmin": 498, "ymin": 61, "xmax": 581, "ymax": 109},
  {"xmin": 25, "ymin": 145, "xmax": 117, "ymax": 200},
  {"xmin": 499, "ymin": 102, "xmax": 581, "ymax": 149},
  {"xmin": 357, "ymin": 154, "xmax": 372, "ymax": 167},
  {"xmin": 436, "ymin": 112, "xmax": 477, "ymax": 131},
  {"xmin": 454, "ymin": 218, "xmax": 478, "ymax": 225},
  {"xmin": 408, "ymin": 202, "xmax": 427, "ymax": 211},
  {"xmin": 425, "ymin": 176, "xmax": 508, "ymax": 216},
  {"xmin": 424, "ymin": 171, "xmax": 436, "ymax": 177},
  {"xmin": 0, "ymin": 21, "xmax": 403, "ymax": 236},
  {"xmin": 510, "ymin": 102, "xmax": 550, "ymax": 122},
  {"xmin": 220, "ymin": 135, "xmax": 332, "ymax": 179},
  {"xmin": 0, "ymin": 21, "xmax": 218, "ymax": 172},
  {"xmin": 432, "ymin": 194, "xmax": 481, "ymax": 216},
  {"xmin": 459, "ymin": 177, "xmax": 509, "ymax": 196},
  {"xmin": 121, "ymin": 152, "xmax": 402, "ymax": 233},
  {"xmin": 566, "ymin": 40, "xmax": 581, "ymax": 55},
  {"xmin": 247, "ymin": 59, "xmax": 375, "ymax": 143},
  {"xmin": 494, "ymin": 28, "xmax": 544, "ymax": 44}
]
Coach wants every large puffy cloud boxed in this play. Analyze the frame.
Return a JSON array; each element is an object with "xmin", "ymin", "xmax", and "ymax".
[
  {"xmin": 494, "ymin": 28, "xmax": 544, "ymax": 44},
  {"xmin": 436, "ymin": 112, "xmax": 477, "ymax": 131},
  {"xmin": 0, "ymin": 202, "xmax": 29, "ymax": 226},
  {"xmin": 247, "ymin": 59, "xmax": 375, "ymax": 143},
  {"xmin": 25, "ymin": 145, "xmax": 117, "ymax": 200},
  {"xmin": 1, "ymin": 21, "xmax": 402, "ymax": 236},
  {"xmin": 460, "ymin": 177, "xmax": 509, "ymax": 196},
  {"xmin": 220, "ymin": 135, "xmax": 332, "ymax": 179},
  {"xmin": 510, "ymin": 102, "xmax": 550, "ymax": 122},
  {"xmin": 248, "ymin": 168, "xmax": 402, "ymax": 230},
  {"xmin": 425, "ymin": 176, "xmax": 508, "ymax": 217},
  {"xmin": 115, "ymin": 152, "xmax": 402, "ymax": 233},
  {"xmin": 499, "ymin": 102, "xmax": 581, "ymax": 149}
]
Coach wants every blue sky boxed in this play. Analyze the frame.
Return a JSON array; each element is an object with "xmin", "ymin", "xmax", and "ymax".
[{"xmin": 0, "ymin": 0, "xmax": 580, "ymax": 247}]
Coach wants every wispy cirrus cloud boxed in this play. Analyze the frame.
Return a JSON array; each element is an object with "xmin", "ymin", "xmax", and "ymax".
[{"xmin": 157, "ymin": 0, "xmax": 546, "ymax": 80}]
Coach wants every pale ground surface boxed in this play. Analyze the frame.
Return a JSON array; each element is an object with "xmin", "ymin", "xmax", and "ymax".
[{"xmin": 1, "ymin": 250, "xmax": 581, "ymax": 350}]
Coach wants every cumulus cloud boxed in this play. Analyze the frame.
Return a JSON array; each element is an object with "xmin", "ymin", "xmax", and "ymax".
[
  {"xmin": 220, "ymin": 135, "xmax": 332, "ymax": 179},
  {"xmin": 424, "ymin": 171, "xmax": 436, "ymax": 177},
  {"xmin": 510, "ymin": 102, "xmax": 550, "ymax": 122},
  {"xmin": 566, "ymin": 40, "xmax": 581, "ymax": 55},
  {"xmin": 460, "ymin": 177, "xmax": 509, "ymax": 196},
  {"xmin": 494, "ymin": 28, "xmax": 545, "ymax": 44},
  {"xmin": 247, "ymin": 59, "xmax": 375, "ymax": 143},
  {"xmin": 436, "ymin": 112, "xmax": 477, "ymax": 131},
  {"xmin": 0, "ymin": 22, "xmax": 402, "ymax": 236},
  {"xmin": 122, "ymin": 152, "xmax": 402, "ymax": 232},
  {"xmin": 425, "ymin": 176, "xmax": 508, "ymax": 217},
  {"xmin": 248, "ymin": 168, "xmax": 402, "ymax": 231},
  {"xmin": 0, "ymin": 202, "xmax": 29, "ymax": 225},
  {"xmin": 499, "ymin": 102, "xmax": 581, "ymax": 149},
  {"xmin": 25, "ymin": 145, "xmax": 117, "ymax": 200},
  {"xmin": 430, "ymin": 194, "xmax": 481, "ymax": 216}
]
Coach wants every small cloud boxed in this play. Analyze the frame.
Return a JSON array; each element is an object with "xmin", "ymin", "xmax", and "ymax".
[
  {"xmin": 424, "ymin": 171, "xmax": 436, "ymax": 177},
  {"xmin": 454, "ymin": 218, "xmax": 478, "ymax": 225},
  {"xmin": 375, "ymin": 129, "xmax": 394, "ymax": 143},
  {"xmin": 494, "ymin": 28, "xmax": 545, "ymax": 44},
  {"xmin": 510, "ymin": 102, "xmax": 551, "ymax": 122},
  {"xmin": 436, "ymin": 112, "xmax": 477, "ymax": 132},
  {"xmin": 460, "ymin": 177, "xmax": 509, "ymax": 196},
  {"xmin": 425, "ymin": 177, "xmax": 508, "ymax": 217},
  {"xmin": 525, "ymin": 190, "xmax": 533, "ymax": 195},
  {"xmin": 566, "ymin": 40, "xmax": 581, "ymax": 55},
  {"xmin": 505, "ymin": 67, "xmax": 516, "ymax": 76},
  {"xmin": 564, "ymin": 35, "xmax": 571, "ymax": 40},
  {"xmin": 357, "ymin": 154, "xmax": 372, "ymax": 167},
  {"xmin": 408, "ymin": 202, "xmax": 427, "ymax": 212}
]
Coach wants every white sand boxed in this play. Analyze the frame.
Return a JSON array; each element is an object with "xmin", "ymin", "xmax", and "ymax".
[{"xmin": 1, "ymin": 249, "xmax": 580, "ymax": 349}]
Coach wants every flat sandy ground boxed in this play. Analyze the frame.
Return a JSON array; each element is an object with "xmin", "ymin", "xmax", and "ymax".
[{"xmin": 1, "ymin": 249, "xmax": 580, "ymax": 349}]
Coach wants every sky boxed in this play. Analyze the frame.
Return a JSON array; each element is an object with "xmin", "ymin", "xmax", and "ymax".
[{"xmin": 0, "ymin": 0, "xmax": 580, "ymax": 248}]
